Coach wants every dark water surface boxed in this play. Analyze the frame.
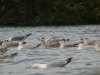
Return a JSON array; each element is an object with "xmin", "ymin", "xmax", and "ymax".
[{"xmin": 0, "ymin": 25, "xmax": 100, "ymax": 75}]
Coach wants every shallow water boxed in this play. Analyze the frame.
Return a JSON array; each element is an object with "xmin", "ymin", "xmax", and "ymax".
[{"xmin": 0, "ymin": 25, "xmax": 100, "ymax": 75}]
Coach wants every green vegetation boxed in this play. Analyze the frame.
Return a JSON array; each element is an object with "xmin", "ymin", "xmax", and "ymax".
[{"xmin": 0, "ymin": 0, "xmax": 100, "ymax": 26}]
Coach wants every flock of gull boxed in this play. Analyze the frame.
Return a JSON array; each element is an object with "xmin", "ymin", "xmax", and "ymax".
[{"xmin": 0, "ymin": 33, "xmax": 100, "ymax": 68}]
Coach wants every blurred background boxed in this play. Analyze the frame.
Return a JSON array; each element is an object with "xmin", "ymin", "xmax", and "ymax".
[{"xmin": 0, "ymin": 0, "xmax": 100, "ymax": 26}]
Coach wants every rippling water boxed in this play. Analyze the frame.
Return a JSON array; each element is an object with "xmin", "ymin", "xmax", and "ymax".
[{"xmin": 0, "ymin": 25, "xmax": 100, "ymax": 75}]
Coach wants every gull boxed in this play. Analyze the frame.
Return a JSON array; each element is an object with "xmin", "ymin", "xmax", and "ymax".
[
  {"xmin": 0, "ymin": 41, "xmax": 8, "ymax": 55},
  {"xmin": 59, "ymin": 40, "xmax": 83, "ymax": 49},
  {"xmin": 0, "ymin": 47, "xmax": 8, "ymax": 55},
  {"xmin": 39, "ymin": 36, "xmax": 70, "ymax": 48},
  {"xmin": 8, "ymin": 33, "xmax": 32, "ymax": 41},
  {"xmin": 0, "ymin": 40, "xmax": 3, "ymax": 45},
  {"xmin": 1, "ymin": 40, "xmax": 19, "ymax": 48},
  {"xmin": 94, "ymin": 41, "xmax": 100, "ymax": 51},
  {"xmin": 77, "ymin": 42, "xmax": 84, "ymax": 49},
  {"xmin": 32, "ymin": 57, "xmax": 72, "ymax": 68},
  {"xmin": 18, "ymin": 41, "xmax": 39, "ymax": 50},
  {"xmin": 40, "ymin": 39, "xmax": 66, "ymax": 48},
  {"xmin": 0, "ymin": 52, "xmax": 18, "ymax": 59},
  {"xmin": 81, "ymin": 38, "xmax": 95, "ymax": 45},
  {"xmin": 41, "ymin": 37, "xmax": 70, "ymax": 43}
]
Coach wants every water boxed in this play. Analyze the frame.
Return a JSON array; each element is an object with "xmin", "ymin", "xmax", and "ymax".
[{"xmin": 0, "ymin": 25, "xmax": 100, "ymax": 75}]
